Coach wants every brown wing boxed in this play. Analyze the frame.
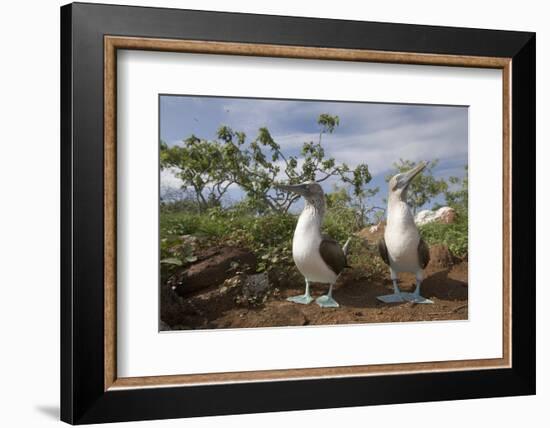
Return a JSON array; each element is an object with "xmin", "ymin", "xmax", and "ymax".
[
  {"xmin": 377, "ymin": 237, "xmax": 390, "ymax": 266},
  {"xmin": 319, "ymin": 235, "xmax": 347, "ymax": 275},
  {"xmin": 418, "ymin": 238, "xmax": 430, "ymax": 269}
]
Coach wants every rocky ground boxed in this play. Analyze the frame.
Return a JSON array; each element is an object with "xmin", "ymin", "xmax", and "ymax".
[
  {"xmin": 160, "ymin": 231, "xmax": 468, "ymax": 331},
  {"xmin": 208, "ymin": 263, "xmax": 468, "ymax": 329}
]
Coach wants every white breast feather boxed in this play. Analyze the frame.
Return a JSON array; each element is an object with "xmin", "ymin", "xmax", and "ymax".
[
  {"xmin": 385, "ymin": 201, "xmax": 421, "ymax": 273},
  {"xmin": 292, "ymin": 208, "xmax": 338, "ymax": 284}
]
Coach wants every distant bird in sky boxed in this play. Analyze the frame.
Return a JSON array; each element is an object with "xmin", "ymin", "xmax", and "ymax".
[
  {"xmin": 277, "ymin": 181, "xmax": 350, "ymax": 308},
  {"xmin": 377, "ymin": 162, "xmax": 433, "ymax": 304}
]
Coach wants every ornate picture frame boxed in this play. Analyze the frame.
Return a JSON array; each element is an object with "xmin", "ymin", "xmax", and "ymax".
[{"xmin": 61, "ymin": 2, "xmax": 535, "ymax": 424}]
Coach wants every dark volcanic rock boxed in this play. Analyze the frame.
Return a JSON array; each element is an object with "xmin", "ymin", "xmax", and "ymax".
[
  {"xmin": 160, "ymin": 280, "xmax": 187, "ymax": 327},
  {"xmin": 161, "ymin": 273, "xmax": 271, "ymax": 328},
  {"xmin": 428, "ymin": 244, "xmax": 454, "ymax": 269},
  {"xmin": 159, "ymin": 320, "xmax": 171, "ymax": 331},
  {"xmin": 168, "ymin": 246, "xmax": 257, "ymax": 296}
]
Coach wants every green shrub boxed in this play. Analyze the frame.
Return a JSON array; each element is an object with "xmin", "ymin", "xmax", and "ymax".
[
  {"xmin": 160, "ymin": 208, "xmax": 297, "ymax": 273},
  {"xmin": 323, "ymin": 205, "xmax": 359, "ymax": 243},
  {"xmin": 160, "ymin": 200, "xmax": 366, "ymax": 276},
  {"xmin": 419, "ymin": 210, "xmax": 468, "ymax": 258},
  {"xmin": 160, "ymin": 200, "xmax": 469, "ymax": 283}
]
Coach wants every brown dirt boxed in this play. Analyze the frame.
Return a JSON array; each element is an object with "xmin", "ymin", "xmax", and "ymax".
[{"xmin": 162, "ymin": 260, "xmax": 468, "ymax": 330}]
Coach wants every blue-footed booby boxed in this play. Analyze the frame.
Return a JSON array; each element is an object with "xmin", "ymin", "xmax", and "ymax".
[
  {"xmin": 377, "ymin": 162, "xmax": 433, "ymax": 304},
  {"xmin": 277, "ymin": 182, "xmax": 350, "ymax": 308}
]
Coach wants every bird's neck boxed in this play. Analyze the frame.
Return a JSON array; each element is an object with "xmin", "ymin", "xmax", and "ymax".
[{"xmin": 387, "ymin": 194, "xmax": 414, "ymax": 227}]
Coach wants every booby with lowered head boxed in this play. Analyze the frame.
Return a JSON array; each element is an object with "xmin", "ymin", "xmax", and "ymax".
[
  {"xmin": 377, "ymin": 162, "xmax": 433, "ymax": 304},
  {"xmin": 276, "ymin": 181, "xmax": 350, "ymax": 308}
]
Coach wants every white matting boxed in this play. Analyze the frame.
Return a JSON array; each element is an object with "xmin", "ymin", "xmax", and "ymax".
[{"xmin": 117, "ymin": 50, "xmax": 502, "ymax": 378}]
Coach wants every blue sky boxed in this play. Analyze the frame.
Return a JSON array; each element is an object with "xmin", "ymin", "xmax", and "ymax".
[{"xmin": 160, "ymin": 95, "xmax": 468, "ymax": 212}]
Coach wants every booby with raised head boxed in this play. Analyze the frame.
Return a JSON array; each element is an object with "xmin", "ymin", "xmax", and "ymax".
[
  {"xmin": 377, "ymin": 162, "xmax": 433, "ymax": 304},
  {"xmin": 277, "ymin": 181, "xmax": 350, "ymax": 308}
]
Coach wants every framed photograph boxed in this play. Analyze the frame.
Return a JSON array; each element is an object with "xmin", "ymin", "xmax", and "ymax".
[{"xmin": 61, "ymin": 2, "xmax": 535, "ymax": 424}]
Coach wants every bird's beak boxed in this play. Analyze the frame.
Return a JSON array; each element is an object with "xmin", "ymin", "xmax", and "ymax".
[
  {"xmin": 276, "ymin": 183, "xmax": 309, "ymax": 195},
  {"xmin": 400, "ymin": 162, "xmax": 426, "ymax": 188}
]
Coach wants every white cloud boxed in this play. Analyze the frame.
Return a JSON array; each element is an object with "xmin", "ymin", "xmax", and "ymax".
[
  {"xmin": 160, "ymin": 168, "xmax": 180, "ymax": 188},
  {"xmin": 161, "ymin": 97, "xmax": 468, "ymax": 211},
  {"xmin": 266, "ymin": 116, "xmax": 466, "ymax": 176}
]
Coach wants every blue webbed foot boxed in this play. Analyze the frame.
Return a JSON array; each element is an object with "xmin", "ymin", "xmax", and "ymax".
[
  {"xmin": 376, "ymin": 292, "xmax": 407, "ymax": 303},
  {"xmin": 287, "ymin": 294, "xmax": 314, "ymax": 305},
  {"xmin": 401, "ymin": 292, "xmax": 433, "ymax": 304},
  {"xmin": 316, "ymin": 295, "xmax": 339, "ymax": 308}
]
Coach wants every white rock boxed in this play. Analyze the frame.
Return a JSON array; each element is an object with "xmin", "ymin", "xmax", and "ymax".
[
  {"xmin": 415, "ymin": 209, "xmax": 438, "ymax": 226},
  {"xmin": 415, "ymin": 206, "xmax": 456, "ymax": 226}
]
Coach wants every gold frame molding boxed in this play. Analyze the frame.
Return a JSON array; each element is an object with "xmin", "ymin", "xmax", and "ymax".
[{"xmin": 104, "ymin": 36, "xmax": 512, "ymax": 391}]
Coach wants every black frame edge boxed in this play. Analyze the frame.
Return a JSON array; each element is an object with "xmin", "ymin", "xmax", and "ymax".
[
  {"xmin": 71, "ymin": 1, "xmax": 533, "ymax": 57},
  {"xmin": 511, "ymin": 33, "xmax": 536, "ymax": 393},
  {"xmin": 60, "ymin": 3, "xmax": 74, "ymax": 425}
]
